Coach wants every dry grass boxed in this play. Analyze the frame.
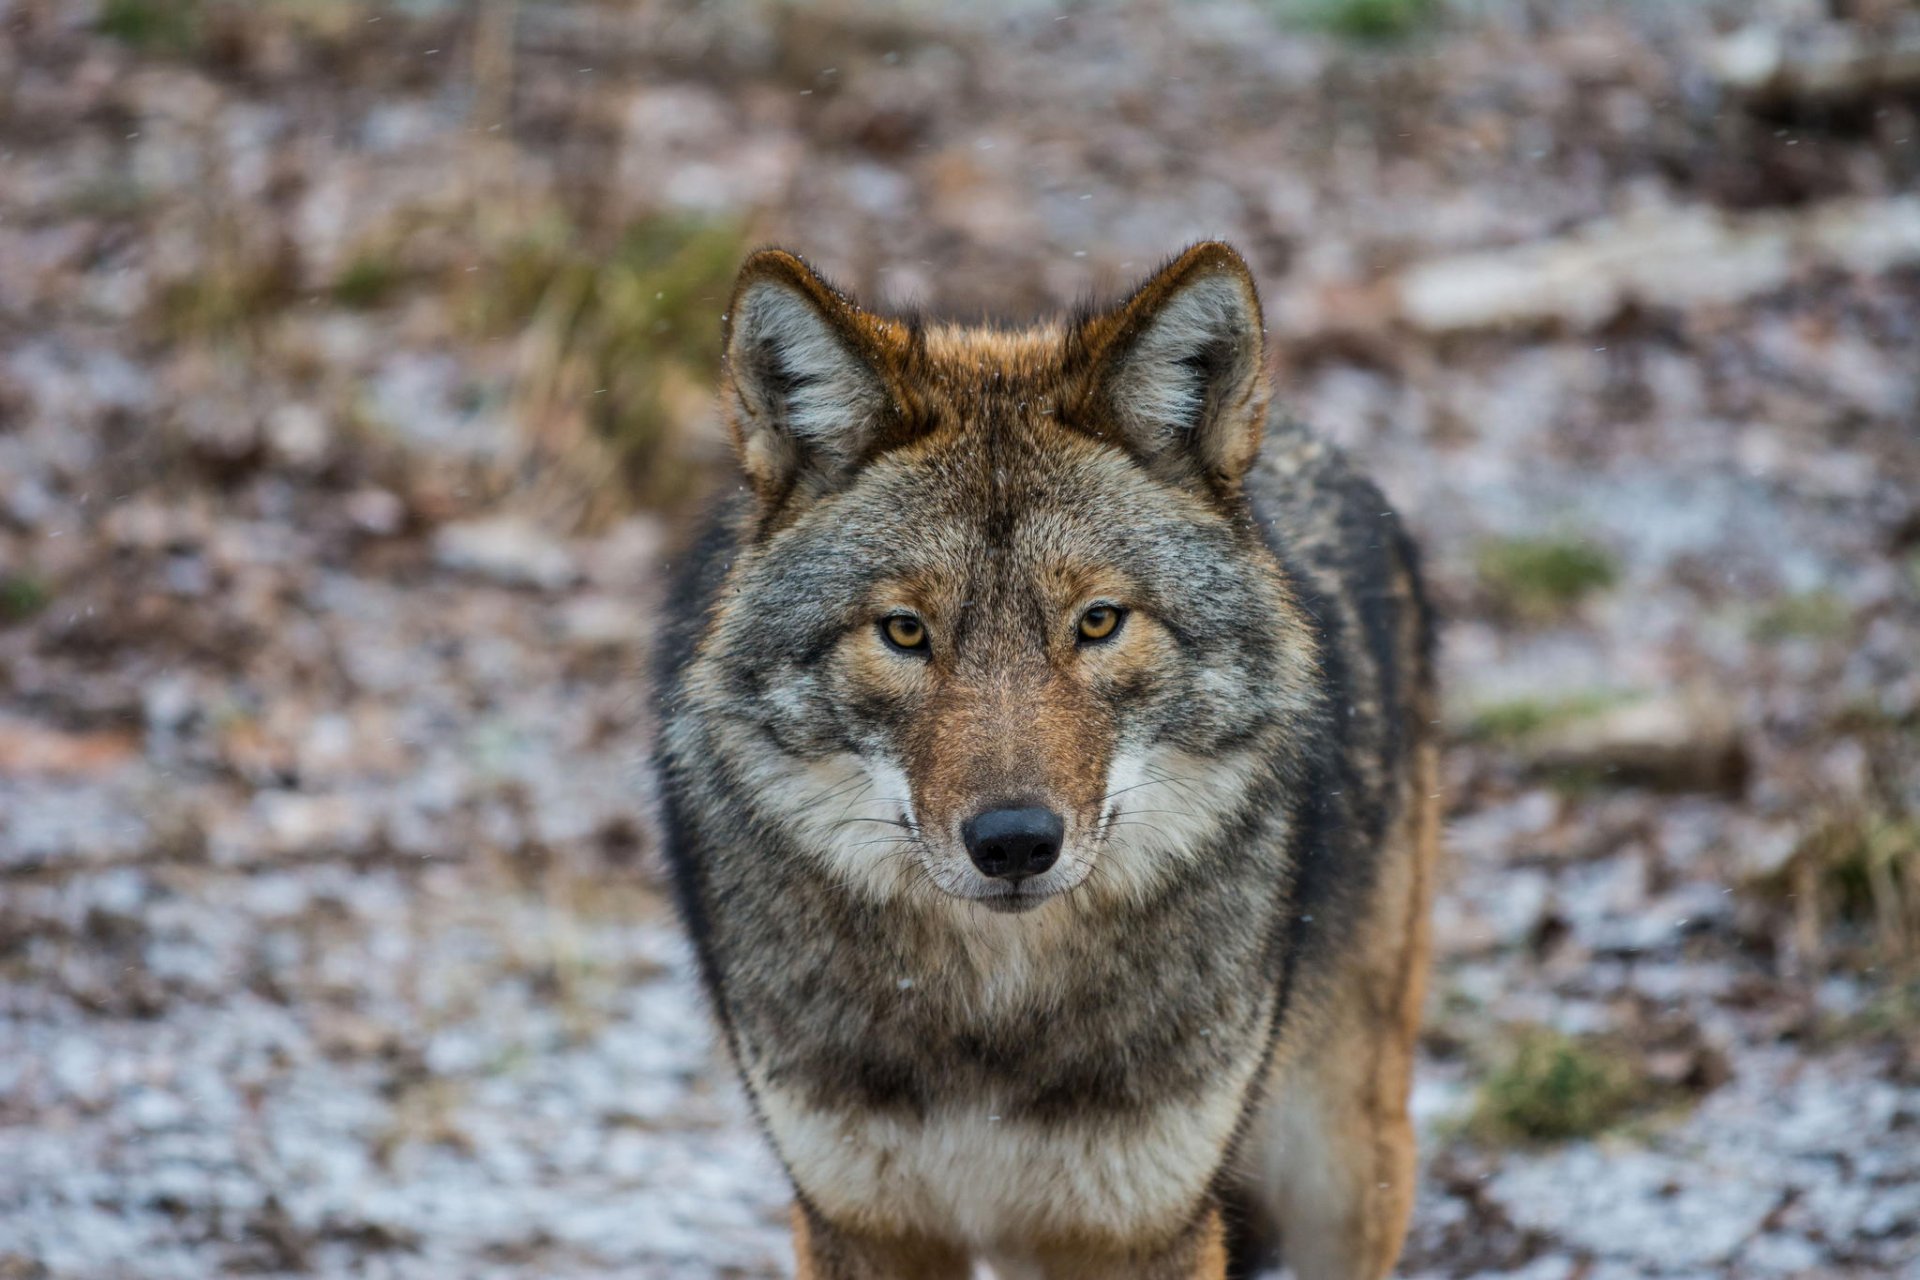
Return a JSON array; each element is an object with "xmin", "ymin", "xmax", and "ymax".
[
  {"xmin": 0, "ymin": 574, "xmax": 51, "ymax": 625},
  {"xmin": 151, "ymin": 250, "xmax": 299, "ymax": 344},
  {"xmin": 1476, "ymin": 534, "xmax": 1620, "ymax": 621},
  {"xmin": 1782, "ymin": 809, "xmax": 1920, "ymax": 972},
  {"xmin": 466, "ymin": 212, "xmax": 746, "ymax": 522},
  {"xmin": 1457, "ymin": 689, "xmax": 1635, "ymax": 745},
  {"xmin": 1272, "ymin": 0, "xmax": 1439, "ymax": 41},
  {"xmin": 1466, "ymin": 1026, "xmax": 1657, "ymax": 1144},
  {"xmin": 1750, "ymin": 590, "xmax": 1853, "ymax": 643}
]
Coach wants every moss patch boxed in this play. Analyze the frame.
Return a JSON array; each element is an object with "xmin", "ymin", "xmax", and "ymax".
[
  {"xmin": 1459, "ymin": 690, "xmax": 1632, "ymax": 745},
  {"xmin": 0, "ymin": 574, "xmax": 51, "ymax": 625},
  {"xmin": 330, "ymin": 253, "xmax": 406, "ymax": 310},
  {"xmin": 98, "ymin": 0, "xmax": 203, "ymax": 52},
  {"xmin": 1477, "ymin": 534, "xmax": 1619, "ymax": 620},
  {"xmin": 1468, "ymin": 1026, "xmax": 1652, "ymax": 1144},
  {"xmin": 1750, "ymin": 590, "xmax": 1851, "ymax": 643},
  {"xmin": 1279, "ymin": 0, "xmax": 1438, "ymax": 41}
]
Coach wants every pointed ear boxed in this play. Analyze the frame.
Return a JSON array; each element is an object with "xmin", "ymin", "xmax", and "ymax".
[
  {"xmin": 720, "ymin": 249, "xmax": 908, "ymax": 512},
  {"xmin": 1070, "ymin": 242, "xmax": 1270, "ymax": 498}
]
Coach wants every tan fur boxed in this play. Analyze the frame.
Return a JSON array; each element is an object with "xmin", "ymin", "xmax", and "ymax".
[
  {"xmin": 794, "ymin": 1205, "xmax": 971, "ymax": 1280},
  {"xmin": 796, "ymin": 1204, "xmax": 1229, "ymax": 1280},
  {"xmin": 1238, "ymin": 618, "xmax": 1439, "ymax": 1280}
]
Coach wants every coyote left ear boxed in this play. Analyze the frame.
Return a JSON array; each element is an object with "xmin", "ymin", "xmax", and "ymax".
[
  {"xmin": 721, "ymin": 249, "xmax": 909, "ymax": 513},
  {"xmin": 1071, "ymin": 242, "xmax": 1270, "ymax": 498}
]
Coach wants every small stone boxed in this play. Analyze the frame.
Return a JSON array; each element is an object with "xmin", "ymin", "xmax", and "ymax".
[
  {"xmin": 265, "ymin": 404, "xmax": 330, "ymax": 470},
  {"xmin": 1396, "ymin": 198, "xmax": 1920, "ymax": 335},
  {"xmin": 1524, "ymin": 693, "xmax": 1747, "ymax": 794},
  {"xmin": 345, "ymin": 488, "xmax": 406, "ymax": 537},
  {"xmin": 0, "ymin": 717, "xmax": 140, "ymax": 778},
  {"xmin": 560, "ymin": 595, "xmax": 649, "ymax": 652},
  {"xmin": 433, "ymin": 515, "xmax": 579, "ymax": 590}
]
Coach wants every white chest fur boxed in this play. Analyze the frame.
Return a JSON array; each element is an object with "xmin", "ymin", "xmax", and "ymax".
[{"xmin": 751, "ymin": 1068, "xmax": 1257, "ymax": 1251}]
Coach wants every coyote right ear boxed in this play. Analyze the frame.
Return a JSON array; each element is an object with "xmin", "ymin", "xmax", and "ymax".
[
  {"xmin": 721, "ymin": 250, "xmax": 908, "ymax": 513},
  {"xmin": 1070, "ymin": 242, "xmax": 1270, "ymax": 501}
]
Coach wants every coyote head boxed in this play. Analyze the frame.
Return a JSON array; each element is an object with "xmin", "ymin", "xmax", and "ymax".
[{"xmin": 686, "ymin": 244, "xmax": 1318, "ymax": 915}]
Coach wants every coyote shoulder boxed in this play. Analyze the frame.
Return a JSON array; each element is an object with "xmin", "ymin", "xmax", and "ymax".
[{"xmin": 655, "ymin": 242, "xmax": 1437, "ymax": 1280}]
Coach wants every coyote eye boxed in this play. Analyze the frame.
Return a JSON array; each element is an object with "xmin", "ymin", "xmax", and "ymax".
[
  {"xmin": 1077, "ymin": 604, "xmax": 1125, "ymax": 644},
  {"xmin": 880, "ymin": 614, "xmax": 930, "ymax": 654}
]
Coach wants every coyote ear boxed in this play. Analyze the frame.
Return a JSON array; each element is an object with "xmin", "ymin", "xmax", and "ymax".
[
  {"xmin": 1072, "ymin": 242, "xmax": 1270, "ymax": 498},
  {"xmin": 721, "ymin": 250, "xmax": 904, "ymax": 512}
]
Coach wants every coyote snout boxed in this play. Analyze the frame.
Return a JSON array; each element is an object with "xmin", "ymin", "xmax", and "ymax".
[
  {"xmin": 887, "ymin": 632, "xmax": 1121, "ymax": 909},
  {"xmin": 945, "ymin": 802, "xmax": 1068, "ymax": 912},
  {"xmin": 907, "ymin": 780, "xmax": 1103, "ymax": 911},
  {"xmin": 961, "ymin": 805, "xmax": 1063, "ymax": 881}
]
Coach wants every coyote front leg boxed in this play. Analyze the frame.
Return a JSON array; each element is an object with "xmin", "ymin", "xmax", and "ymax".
[
  {"xmin": 1024, "ymin": 1206, "xmax": 1230, "ymax": 1280},
  {"xmin": 792, "ymin": 1204, "xmax": 971, "ymax": 1280}
]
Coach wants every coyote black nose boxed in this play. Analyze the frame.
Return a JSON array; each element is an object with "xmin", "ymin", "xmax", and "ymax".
[{"xmin": 962, "ymin": 806, "xmax": 1064, "ymax": 881}]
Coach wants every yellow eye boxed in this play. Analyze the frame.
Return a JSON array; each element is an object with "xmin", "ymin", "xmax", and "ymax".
[
  {"xmin": 1078, "ymin": 605, "xmax": 1124, "ymax": 643},
  {"xmin": 882, "ymin": 614, "xmax": 928, "ymax": 652}
]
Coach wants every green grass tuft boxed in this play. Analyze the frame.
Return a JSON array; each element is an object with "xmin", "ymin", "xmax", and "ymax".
[
  {"xmin": 98, "ymin": 0, "xmax": 202, "ymax": 51},
  {"xmin": 1477, "ymin": 534, "xmax": 1619, "ymax": 619},
  {"xmin": 0, "ymin": 574, "xmax": 52, "ymax": 625},
  {"xmin": 1280, "ymin": 0, "xmax": 1438, "ymax": 41},
  {"xmin": 1459, "ymin": 690, "xmax": 1631, "ymax": 745},
  {"xmin": 1468, "ymin": 1026, "xmax": 1649, "ymax": 1144},
  {"xmin": 331, "ymin": 254, "xmax": 405, "ymax": 310},
  {"xmin": 152, "ymin": 255, "xmax": 296, "ymax": 342},
  {"xmin": 1751, "ymin": 590, "xmax": 1851, "ymax": 642}
]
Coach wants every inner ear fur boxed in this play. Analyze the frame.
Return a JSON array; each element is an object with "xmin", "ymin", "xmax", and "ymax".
[
  {"xmin": 1066, "ymin": 241, "xmax": 1271, "ymax": 499},
  {"xmin": 720, "ymin": 249, "xmax": 919, "ymax": 512}
]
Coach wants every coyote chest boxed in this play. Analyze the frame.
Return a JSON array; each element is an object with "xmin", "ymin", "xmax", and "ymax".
[
  {"xmin": 752, "ymin": 1068, "xmax": 1261, "ymax": 1250},
  {"xmin": 728, "ymin": 890, "xmax": 1284, "ymax": 1252}
]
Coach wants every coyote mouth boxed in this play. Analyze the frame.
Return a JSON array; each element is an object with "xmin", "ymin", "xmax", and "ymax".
[
  {"xmin": 962, "ymin": 873, "xmax": 1075, "ymax": 913},
  {"xmin": 973, "ymin": 891, "xmax": 1052, "ymax": 915}
]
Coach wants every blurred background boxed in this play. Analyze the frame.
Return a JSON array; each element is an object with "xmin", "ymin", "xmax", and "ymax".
[{"xmin": 2, "ymin": 0, "xmax": 1918, "ymax": 1276}]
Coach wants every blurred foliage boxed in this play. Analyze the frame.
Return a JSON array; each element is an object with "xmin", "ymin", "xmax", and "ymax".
[
  {"xmin": 1831, "ymin": 976, "xmax": 1920, "ymax": 1048},
  {"xmin": 98, "ymin": 0, "xmax": 374, "ymax": 58},
  {"xmin": 1751, "ymin": 589, "xmax": 1852, "ymax": 642},
  {"xmin": 466, "ymin": 212, "xmax": 745, "ymax": 510},
  {"xmin": 1278, "ymin": 0, "xmax": 1438, "ymax": 41},
  {"xmin": 1468, "ymin": 1026, "xmax": 1653, "ymax": 1144},
  {"xmin": 0, "ymin": 573, "xmax": 52, "ymax": 625},
  {"xmin": 151, "ymin": 253, "xmax": 298, "ymax": 342},
  {"xmin": 1459, "ymin": 690, "xmax": 1630, "ymax": 744},
  {"xmin": 1477, "ymin": 534, "xmax": 1619, "ymax": 620},
  {"xmin": 98, "ymin": 0, "xmax": 203, "ymax": 52},
  {"xmin": 373, "ymin": 1076, "xmax": 473, "ymax": 1168},
  {"xmin": 330, "ymin": 252, "xmax": 407, "ymax": 310},
  {"xmin": 62, "ymin": 177, "xmax": 153, "ymax": 222},
  {"xmin": 1781, "ymin": 810, "xmax": 1920, "ymax": 971}
]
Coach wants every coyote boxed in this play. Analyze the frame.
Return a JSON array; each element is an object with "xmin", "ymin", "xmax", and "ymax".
[{"xmin": 655, "ymin": 243, "xmax": 1437, "ymax": 1280}]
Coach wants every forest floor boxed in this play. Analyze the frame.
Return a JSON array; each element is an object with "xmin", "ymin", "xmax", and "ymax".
[{"xmin": 2, "ymin": 1, "xmax": 1918, "ymax": 1277}]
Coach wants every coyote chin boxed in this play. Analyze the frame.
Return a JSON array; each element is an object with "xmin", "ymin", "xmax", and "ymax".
[{"xmin": 655, "ymin": 242, "xmax": 1437, "ymax": 1280}]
